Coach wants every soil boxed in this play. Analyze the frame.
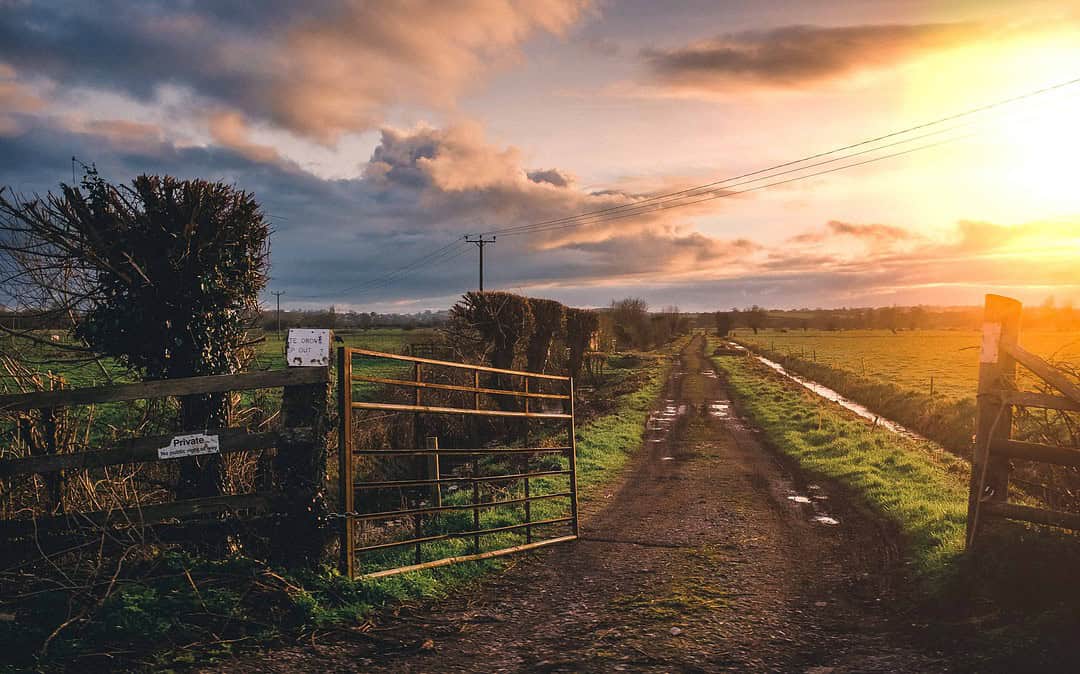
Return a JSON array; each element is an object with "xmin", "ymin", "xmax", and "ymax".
[{"xmin": 217, "ymin": 336, "xmax": 950, "ymax": 672}]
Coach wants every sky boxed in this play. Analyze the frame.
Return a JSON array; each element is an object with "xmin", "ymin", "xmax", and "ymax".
[{"xmin": 1, "ymin": 0, "xmax": 1079, "ymax": 312}]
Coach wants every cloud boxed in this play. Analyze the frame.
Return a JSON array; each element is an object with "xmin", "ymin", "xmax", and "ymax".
[
  {"xmin": 0, "ymin": 1, "xmax": 591, "ymax": 143},
  {"xmin": 790, "ymin": 220, "xmax": 915, "ymax": 244},
  {"xmin": 2, "ymin": 108, "xmax": 1076, "ymax": 311},
  {"xmin": 527, "ymin": 169, "xmax": 574, "ymax": 188},
  {"xmin": 207, "ymin": 112, "xmax": 281, "ymax": 165},
  {"xmin": 0, "ymin": 66, "xmax": 45, "ymax": 136},
  {"xmin": 641, "ymin": 22, "xmax": 990, "ymax": 94}
]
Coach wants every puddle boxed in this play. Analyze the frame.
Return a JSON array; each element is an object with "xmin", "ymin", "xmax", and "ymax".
[
  {"xmin": 708, "ymin": 401, "xmax": 731, "ymax": 419},
  {"xmin": 724, "ymin": 342, "xmax": 923, "ymax": 441},
  {"xmin": 785, "ymin": 488, "xmax": 841, "ymax": 526},
  {"xmin": 645, "ymin": 391, "xmax": 690, "ymax": 453}
]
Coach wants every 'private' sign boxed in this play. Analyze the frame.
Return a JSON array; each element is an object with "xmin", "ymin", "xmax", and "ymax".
[{"xmin": 159, "ymin": 433, "xmax": 221, "ymax": 460}]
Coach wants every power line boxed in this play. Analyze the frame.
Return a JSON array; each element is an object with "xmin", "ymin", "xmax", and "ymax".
[
  {"xmin": 500, "ymin": 131, "xmax": 978, "ymax": 238},
  {"xmin": 482, "ymin": 75, "xmax": 1080, "ymax": 238},
  {"xmin": 289, "ymin": 237, "xmax": 469, "ymax": 299},
  {"xmin": 288, "ymin": 74, "xmax": 1080, "ymax": 302}
]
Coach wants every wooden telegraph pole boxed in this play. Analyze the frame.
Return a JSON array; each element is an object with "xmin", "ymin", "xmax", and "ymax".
[{"xmin": 465, "ymin": 235, "xmax": 495, "ymax": 292}]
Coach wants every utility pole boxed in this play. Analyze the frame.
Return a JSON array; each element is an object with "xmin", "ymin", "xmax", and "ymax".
[
  {"xmin": 465, "ymin": 235, "xmax": 496, "ymax": 292},
  {"xmin": 271, "ymin": 291, "xmax": 285, "ymax": 336}
]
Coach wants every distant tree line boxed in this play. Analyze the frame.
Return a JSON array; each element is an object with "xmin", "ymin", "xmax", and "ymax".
[
  {"xmin": 256, "ymin": 307, "xmax": 449, "ymax": 331},
  {"xmin": 704, "ymin": 301, "xmax": 1080, "ymax": 334},
  {"xmin": 602, "ymin": 297, "xmax": 691, "ymax": 350}
]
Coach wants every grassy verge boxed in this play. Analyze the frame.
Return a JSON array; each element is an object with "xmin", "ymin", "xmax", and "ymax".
[
  {"xmin": 711, "ymin": 340, "xmax": 1080, "ymax": 669},
  {"xmin": 710, "ymin": 344, "xmax": 970, "ymax": 585},
  {"xmin": 6, "ymin": 345, "xmax": 675, "ymax": 671}
]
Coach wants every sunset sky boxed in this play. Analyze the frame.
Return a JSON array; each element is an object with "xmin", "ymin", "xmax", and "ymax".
[{"xmin": 1, "ymin": 0, "xmax": 1079, "ymax": 311}]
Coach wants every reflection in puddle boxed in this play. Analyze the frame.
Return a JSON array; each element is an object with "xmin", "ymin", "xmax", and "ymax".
[
  {"xmin": 708, "ymin": 401, "xmax": 731, "ymax": 419},
  {"xmin": 786, "ymin": 488, "xmax": 841, "ymax": 526},
  {"xmin": 646, "ymin": 387, "xmax": 689, "ymax": 454}
]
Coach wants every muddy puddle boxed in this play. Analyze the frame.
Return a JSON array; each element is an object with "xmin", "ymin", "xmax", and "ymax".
[
  {"xmin": 721, "ymin": 342, "xmax": 923, "ymax": 441},
  {"xmin": 647, "ymin": 399, "xmax": 687, "ymax": 440},
  {"xmin": 786, "ymin": 484, "xmax": 840, "ymax": 526}
]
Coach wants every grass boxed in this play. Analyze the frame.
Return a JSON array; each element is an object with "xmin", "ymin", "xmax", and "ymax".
[{"xmin": 710, "ymin": 341, "xmax": 970, "ymax": 585}]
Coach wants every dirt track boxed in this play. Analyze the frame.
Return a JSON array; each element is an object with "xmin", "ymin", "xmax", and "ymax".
[{"xmin": 224, "ymin": 336, "xmax": 947, "ymax": 672}]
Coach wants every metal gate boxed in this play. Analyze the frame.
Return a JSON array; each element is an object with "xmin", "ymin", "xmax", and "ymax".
[{"xmin": 337, "ymin": 347, "xmax": 578, "ymax": 579}]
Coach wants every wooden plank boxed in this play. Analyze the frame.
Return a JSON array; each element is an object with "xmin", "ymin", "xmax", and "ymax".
[
  {"xmin": 0, "ymin": 492, "xmax": 285, "ymax": 538},
  {"xmin": 1003, "ymin": 342, "xmax": 1080, "ymax": 405},
  {"xmin": 1008, "ymin": 391, "xmax": 1080, "ymax": 412},
  {"xmin": 359, "ymin": 535, "xmax": 577, "ymax": 580},
  {"xmin": 992, "ymin": 439, "xmax": 1080, "ymax": 467},
  {"xmin": 351, "ymin": 401, "xmax": 571, "ymax": 419},
  {"xmin": 347, "ymin": 347, "xmax": 569, "ymax": 381},
  {"xmin": 0, "ymin": 367, "xmax": 329, "ymax": 413},
  {"xmin": 0, "ymin": 429, "xmax": 303, "ymax": 477},
  {"xmin": 982, "ymin": 501, "xmax": 1080, "ymax": 531},
  {"xmin": 353, "ymin": 375, "xmax": 569, "ymax": 400}
]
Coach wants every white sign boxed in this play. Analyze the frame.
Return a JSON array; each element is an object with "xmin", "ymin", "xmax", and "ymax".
[
  {"xmin": 159, "ymin": 433, "xmax": 220, "ymax": 460},
  {"xmin": 287, "ymin": 328, "xmax": 331, "ymax": 367},
  {"xmin": 979, "ymin": 322, "xmax": 1002, "ymax": 364}
]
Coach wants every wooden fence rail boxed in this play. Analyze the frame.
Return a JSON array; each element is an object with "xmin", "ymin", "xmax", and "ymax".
[
  {"xmin": 967, "ymin": 294, "xmax": 1080, "ymax": 547},
  {"xmin": 0, "ymin": 366, "xmax": 330, "ymax": 567}
]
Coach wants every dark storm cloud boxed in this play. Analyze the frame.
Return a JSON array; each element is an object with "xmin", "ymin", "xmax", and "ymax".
[
  {"xmin": 0, "ymin": 1, "xmax": 590, "ymax": 142},
  {"xmin": 642, "ymin": 22, "xmax": 988, "ymax": 92},
  {"xmin": 527, "ymin": 169, "xmax": 573, "ymax": 187}
]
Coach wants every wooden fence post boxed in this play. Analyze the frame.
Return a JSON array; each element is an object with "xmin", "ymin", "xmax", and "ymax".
[
  {"xmin": 273, "ymin": 373, "xmax": 330, "ymax": 568},
  {"xmin": 966, "ymin": 294, "xmax": 1021, "ymax": 548}
]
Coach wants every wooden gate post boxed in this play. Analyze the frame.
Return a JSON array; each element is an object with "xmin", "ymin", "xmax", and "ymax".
[
  {"xmin": 273, "ymin": 370, "xmax": 330, "ymax": 568},
  {"xmin": 966, "ymin": 294, "xmax": 1022, "ymax": 548}
]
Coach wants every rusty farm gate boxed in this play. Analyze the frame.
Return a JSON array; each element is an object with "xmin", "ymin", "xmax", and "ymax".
[
  {"xmin": 337, "ymin": 347, "xmax": 579, "ymax": 579},
  {"xmin": 967, "ymin": 294, "xmax": 1080, "ymax": 546}
]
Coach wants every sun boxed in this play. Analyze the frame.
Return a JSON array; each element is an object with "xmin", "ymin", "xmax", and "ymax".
[
  {"xmin": 992, "ymin": 88, "xmax": 1080, "ymax": 214},
  {"xmin": 903, "ymin": 28, "xmax": 1080, "ymax": 218}
]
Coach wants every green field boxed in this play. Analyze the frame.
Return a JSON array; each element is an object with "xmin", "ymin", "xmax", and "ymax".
[
  {"xmin": 251, "ymin": 327, "xmax": 440, "ymax": 371},
  {"xmin": 734, "ymin": 328, "xmax": 1080, "ymax": 401},
  {"xmin": 0, "ymin": 327, "xmax": 440, "ymax": 394}
]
